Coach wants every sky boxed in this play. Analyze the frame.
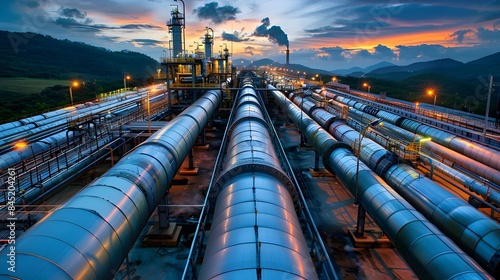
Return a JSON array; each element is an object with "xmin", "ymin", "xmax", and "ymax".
[{"xmin": 1, "ymin": 0, "xmax": 500, "ymax": 71}]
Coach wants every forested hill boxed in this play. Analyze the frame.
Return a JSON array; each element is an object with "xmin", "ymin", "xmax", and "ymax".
[{"xmin": 0, "ymin": 30, "xmax": 159, "ymax": 80}]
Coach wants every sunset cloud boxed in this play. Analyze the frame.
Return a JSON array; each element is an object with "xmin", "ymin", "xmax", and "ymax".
[{"xmin": 1, "ymin": 0, "xmax": 498, "ymax": 70}]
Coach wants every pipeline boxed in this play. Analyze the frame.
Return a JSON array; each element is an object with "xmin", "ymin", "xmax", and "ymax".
[
  {"xmin": 0, "ymin": 90, "xmax": 222, "ymax": 279},
  {"xmin": 328, "ymin": 91, "xmax": 500, "ymax": 184},
  {"xmin": 199, "ymin": 78, "xmax": 318, "ymax": 279},
  {"xmin": 291, "ymin": 93, "xmax": 500, "ymax": 277},
  {"xmin": 270, "ymin": 86, "xmax": 492, "ymax": 279},
  {"xmin": 398, "ymin": 117, "xmax": 500, "ymax": 170},
  {"xmin": 347, "ymin": 107, "xmax": 500, "ymax": 206}
]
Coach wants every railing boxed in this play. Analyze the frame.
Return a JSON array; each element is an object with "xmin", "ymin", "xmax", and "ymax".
[
  {"xmin": 162, "ymin": 57, "xmax": 196, "ymax": 63},
  {"xmin": 328, "ymin": 87, "xmax": 500, "ymax": 148},
  {"xmin": 0, "ymin": 96, "xmax": 172, "ymax": 205},
  {"xmin": 169, "ymin": 82, "xmax": 221, "ymax": 88}
]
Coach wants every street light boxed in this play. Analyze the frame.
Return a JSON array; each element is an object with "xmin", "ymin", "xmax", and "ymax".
[
  {"xmin": 14, "ymin": 141, "xmax": 40, "ymax": 180},
  {"xmin": 124, "ymin": 75, "xmax": 131, "ymax": 89},
  {"xmin": 147, "ymin": 89, "xmax": 152, "ymax": 133},
  {"xmin": 363, "ymin": 82, "xmax": 371, "ymax": 93},
  {"xmin": 354, "ymin": 118, "xmax": 383, "ymax": 237},
  {"xmin": 427, "ymin": 89, "xmax": 436, "ymax": 112},
  {"xmin": 14, "ymin": 141, "xmax": 28, "ymax": 149},
  {"xmin": 69, "ymin": 81, "xmax": 79, "ymax": 106},
  {"xmin": 315, "ymin": 74, "xmax": 323, "ymax": 85}
]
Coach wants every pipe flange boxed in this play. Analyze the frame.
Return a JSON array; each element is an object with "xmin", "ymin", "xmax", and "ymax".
[
  {"xmin": 210, "ymin": 160, "xmax": 295, "ymax": 205},
  {"xmin": 321, "ymin": 142, "xmax": 352, "ymax": 174},
  {"xmin": 488, "ymin": 249, "xmax": 500, "ymax": 279}
]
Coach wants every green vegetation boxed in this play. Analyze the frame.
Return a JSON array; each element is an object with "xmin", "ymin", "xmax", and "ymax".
[
  {"xmin": 0, "ymin": 78, "xmax": 70, "ymax": 94},
  {"xmin": 359, "ymin": 53, "xmax": 500, "ymax": 115},
  {"xmin": 0, "ymin": 31, "xmax": 159, "ymax": 80},
  {"xmin": 334, "ymin": 74, "xmax": 497, "ymax": 115},
  {"xmin": 281, "ymin": 53, "xmax": 500, "ymax": 116},
  {"xmin": 0, "ymin": 31, "xmax": 160, "ymax": 123},
  {"xmin": 254, "ymin": 52, "xmax": 500, "ymax": 116}
]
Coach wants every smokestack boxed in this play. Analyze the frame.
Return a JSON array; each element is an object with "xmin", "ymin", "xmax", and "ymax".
[{"xmin": 286, "ymin": 47, "xmax": 289, "ymax": 65}]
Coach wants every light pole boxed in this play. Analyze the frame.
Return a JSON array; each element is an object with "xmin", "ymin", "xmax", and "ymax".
[
  {"xmin": 315, "ymin": 74, "xmax": 322, "ymax": 85},
  {"xmin": 483, "ymin": 75, "xmax": 494, "ymax": 142},
  {"xmin": 69, "ymin": 81, "xmax": 79, "ymax": 106},
  {"xmin": 124, "ymin": 75, "xmax": 131, "ymax": 89},
  {"xmin": 147, "ymin": 89, "xmax": 151, "ymax": 133},
  {"xmin": 363, "ymin": 82, "xmax": 371, "ymax": 93},
  {"xmin": 427, "ymin": 89, "xmax": 436, "ymax": 112},
  {"xmin": 355, "ymin": 118, "xmax": 383, "ymax": 237}
]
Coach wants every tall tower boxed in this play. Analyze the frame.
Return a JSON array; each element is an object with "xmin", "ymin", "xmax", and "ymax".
[
  {"xmin": 204, "ymin": 27, "xmax": 214, "ymax": 58},
  {"xmin": 166, "ymin": 7, "xmax": 185, "ymax": 58}
]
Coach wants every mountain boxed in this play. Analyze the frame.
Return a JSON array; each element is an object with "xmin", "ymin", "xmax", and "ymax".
[
  {"xmin": 451, "ymin": 52, "xmax": 500, "ymax": 81},
  {"xmin": 331, "ymin": 61, "xmax": 396, "ymax": 76},
  {"xmin": 244, "ymin": 59, "xmax": 333, "ymax": 77},
  {"xmin": 367, "ymin": 58, "xmax": 464, "ymax": 80},
  {"xmin": 466, "ymin": 52, "xmax": 500, "ymax": 67},
  {"xmin": 0, "ymin": 30, "xmax": 159, "ymax": 80},
  {"xmin": 246, "ymin": 58, "xmax": 275, "ymax": 67},
  {"xmin": 363, "ymin": 54, "xmax": 500, "ymax": 85}
]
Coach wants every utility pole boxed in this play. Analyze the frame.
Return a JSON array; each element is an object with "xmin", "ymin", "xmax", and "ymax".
[{"xmin": 483, "ymin": 75, "xmax": 493, "ymax": 142}]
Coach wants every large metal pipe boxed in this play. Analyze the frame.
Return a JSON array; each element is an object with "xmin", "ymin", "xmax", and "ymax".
[
  {"xmin": 0, "ymin": 90, "xmax": 222, "ymax": 279},
  {"xmin": 332, "ymin": 119, "xmax": 500, "ymax": 277},
  {"xmin": 326, "ymin": 90, "xmax": 500, "ymax": 176},
  {"xmin": 295, "ymin": 96, "xmax": 500, "ymax": 277},
  {"xmin": 327, "ymin": 91, "xmax": 500, "ymax": 196},
  {"xmin": 348, "ymin": 107, "xmax": 500, "ymax": 206},
  {"xmin": 428, "ymin": 159, "xmax": 500, "ymax": 205},
  {"xmin": 199, "ymin": 80, "xmax": 318, "ymax": 279},
  {"xmin": 398, "ymin": 117, "xmax": 500, "ymax": 171},
  {"xmin": 270, "ymin": 86, "xmax": 493, "ymax": 279}
]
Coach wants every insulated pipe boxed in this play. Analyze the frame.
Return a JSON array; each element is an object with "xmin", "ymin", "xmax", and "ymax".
[
  {"xmin": 326, "ymin": 91, "xmax": 500, "ymax": 172},
  {"xmin": 270, "ymin": 86, "xmax": 492, "ymax": 279},
  {"xmin": 399, "ymin": 118, "xmax": 500, "ymax": 171},
  {"xmin": 200, "ymin": 80, "xmax": 317, "ymax": 279},
  {"xmin": 297, "ymin": 98, "xmax": 500, "ymax": 277},
  {"xmin": 0, "ymin": 90, "xmax": 222, "ymax": 279},
  {"xmin": 329, "ymin": 119, "xmax": 500, "ymax": 277},
  {"xmin": 422, "ymin": 140, "xmax": 500, "ymax": 186},
  {"xmin": 349, "ymin": 106, "xmax": 500, "ymax": 205},
  {"xmin": 428, "ymin": 159, "xmax": 500, "ymax": 205}
]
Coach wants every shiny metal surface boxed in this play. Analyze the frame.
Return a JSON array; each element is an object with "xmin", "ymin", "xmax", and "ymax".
[
  {"xmin": 0, "ymin": 90, "xmax": 222, "ymax": 279},
  {"xmin": 394, "ymin": 112, "xmax": 500, "ymax": 172},
  {"xmin": 330, "ymin": 94, "xmax": 500, "ymax": 174},
  {"xmin": 311, "ymin": 109, "xmax": 336, "ymax": 129},
  {"xmin": 202, "ymin": 173, "xmax": 317, "ymax": 280},
  {"xmin": 375, "ymin": 110, "xmax": 404, "ymax": 126},
  {"xmin": 200, "ymin": 81, "xmax": 318, "ymax": 280},
  {"xmin": 423, "ymin": 140, "xmax": 500, "ymax": 185},
  {"xmin": 0, "ymin": 120, "xmax": 22, "ymax": 132},
  {"xmin": 429, "ymin": 159, "xmax": 500, "ymax": 206},
  {"xmin": 270, "ymin": 85, "xmax": 494, "ymax": 279},
  {"xmin": 0, "ymin": 131, "xmax": 73, "ymax": 172},
  {"xmin": 385, "ymin": 164, "xmax": 500, "ymax": 275},
  {"xmin": 330, "ymin": 94, "xmax": 500, "ymax": 205},
  {"xmin": 325, "ymin": 104, "xmax": 500, "ymax": 277}
]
